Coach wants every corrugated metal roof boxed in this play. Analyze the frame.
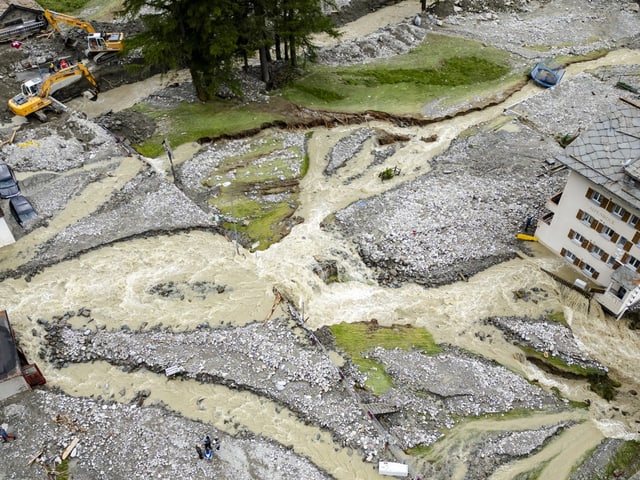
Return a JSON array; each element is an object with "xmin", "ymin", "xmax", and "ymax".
[{"xmin": 558, "ymin": 98, "xmax": 640, "ymax": 207}]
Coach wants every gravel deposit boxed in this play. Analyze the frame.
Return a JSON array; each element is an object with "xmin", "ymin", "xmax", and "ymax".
[
  {"xmin": 329, "ymin": 122, "xmax": 567, "ymax": 287},
  {"xmin": 1, "ymin": 0, "xmax": 639, "ymax": 479}
]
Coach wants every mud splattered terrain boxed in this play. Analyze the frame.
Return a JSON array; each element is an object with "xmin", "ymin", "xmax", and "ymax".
[{"xmin": 1, "ymin": 1, "xmax": 640, "ymax": 480}]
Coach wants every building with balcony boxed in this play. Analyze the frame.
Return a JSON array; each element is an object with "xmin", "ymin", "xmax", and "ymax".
[{"xmin": 535, "ymin": 97, "xmax": 640, "ymax": 318}]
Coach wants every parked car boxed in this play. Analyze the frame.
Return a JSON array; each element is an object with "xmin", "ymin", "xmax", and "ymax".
[
  {"xmin": 0, "ymin": 163, "xmax": 20, "ymax": 198},
  {"xmin": 9, "ymin": 195, "xmax": 37, "ymax": 226}
]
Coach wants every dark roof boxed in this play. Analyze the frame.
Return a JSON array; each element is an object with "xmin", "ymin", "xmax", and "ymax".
[
  {"xmin": 0, "ymin": 3, "xmax": 43, "ymax": 21},
  {"xmin": 557, "ymin": 98, "xmax": 640, "ymax": 208},
  {"xmin": 0, "ymin": 310, "xmax": 20, "ymax": 380}
]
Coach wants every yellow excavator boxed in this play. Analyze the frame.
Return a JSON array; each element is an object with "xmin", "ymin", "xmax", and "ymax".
[
  {"xmin": 8, "ymin": 63, "xmax": 99, "ymax": 121},
  {"xmin": 43, "ymin": 9, "xmax": 124, "ymax": 64}
]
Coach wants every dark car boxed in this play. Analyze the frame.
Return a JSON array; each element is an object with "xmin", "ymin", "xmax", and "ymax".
[
  {"xmin": 0, "ymin": 163, "xmax": 19, "ymax": 199},
  {"xmin": 9, "ymin": 195, "xmax": 37, "ymax": 227}
]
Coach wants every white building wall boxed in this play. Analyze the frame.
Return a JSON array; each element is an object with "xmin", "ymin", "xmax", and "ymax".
[
  {"xmin": 0, "ymin": 215, "xmax": 15, "ymax": 248},
  {"xmin": 536, "ymin": 171, "xmax": 640, "ymax": 313},
  {"xmin": 0, "ymin": 374, "xmax": 30, "ymax": 402}
]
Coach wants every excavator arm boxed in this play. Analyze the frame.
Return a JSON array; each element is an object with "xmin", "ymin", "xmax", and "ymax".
[
  {"xmin": 38, "ymin": 63, "xmax": 99, "ymax": 98},
  {"xmin": 8, "ymin": 63, "xmax": 99, "ymax": 119},
  {"xmin": 43, "ymin": 9, "xmax": 96, "ymax": 35},
  {"xmin": 43, "ymin": 9, "xmax": 124, "ymax": 64}
]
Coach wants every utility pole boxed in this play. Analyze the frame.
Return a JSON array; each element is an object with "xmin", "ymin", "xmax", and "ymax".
[
  {"xmin": 230, "ymin": 185, "xmax": 240, "ymax": 255},
  {"xmin": 162, "ymin": 138, "xmax": 177, "ymax": 182}
]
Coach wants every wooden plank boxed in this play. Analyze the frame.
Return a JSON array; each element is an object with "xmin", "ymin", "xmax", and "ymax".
[
  {"xmin": 27, "ymin": 448, "xmax": 44, "ymax": 465},
  {"xmin": 61, "ymin": 437, "xmax": 79, "ymax": 461},
  {"xmin": 620, "ymin": 96, "xmax": 640, "ymax": 110}
]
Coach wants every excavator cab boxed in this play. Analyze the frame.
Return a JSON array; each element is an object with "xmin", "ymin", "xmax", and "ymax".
[
  {"xmin": 21, "ymin": 78, "xmax": 43, "ymax": 97},
  {"xmin": 8, "ymin": 63, "xmax": 99, "ymax": 120},
  {"xmin": 86, "ymin": 33, "xmax": 123, "ymax": 63}
]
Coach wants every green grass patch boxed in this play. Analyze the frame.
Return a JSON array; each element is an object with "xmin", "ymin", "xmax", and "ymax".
[
  {"xmin": 37, "ymin": 0, "xmax": 90, "ymax": 12},
  {"xmin": 546, "ymin": 310, "xmax": 567, "ymax": 325},
  {"xmin": 605, "ymin": 441, "xmax": 640, "ymax": 478},
  {"xmin": 133, "ymin": 101, "xmax": 285, "ymax": 157},
  {"xmin": 329, "ymin": 321, "xmax": 441, "ymax": 395},
  {"xmin": 589, "ymin": 374, "xmax": 621, "ymax": 401},
  {"xmin": 206, "ymin": 133, "xmax": 306, "ymax": 250},
  {"xmin": 513, "ymin": 460, "xmax": 552, "ymax": 480},
  {"xmin": 522, "ymin": 346, "xmax": 620, "ymax": 400},
  {"xmin": 55, "ymin": 458, "xmax": 70, "ymax": 480},
  {"xmin": 521, "ymin": 346, "xmax": 603, "ymax": 378},
  {"xmin": 283, "ymin": 33, "xmax": 519, "ymax": 115}
]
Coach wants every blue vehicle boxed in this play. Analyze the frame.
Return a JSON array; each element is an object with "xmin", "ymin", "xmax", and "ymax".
[
  {"xmin": 531, "ymin": 59, "xmax": 565, "ymax": 88},
  {"xmin": 0, "ymin": 163, "xmax": 19, "ymax": 199},
  {"xmin": 9, "ymin": 195, "xmax": 37, "ymax": 227}
]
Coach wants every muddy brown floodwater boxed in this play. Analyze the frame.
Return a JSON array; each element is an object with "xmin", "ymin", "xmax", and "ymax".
[{"xmin": 2, "ymin": 1, "xmax": 640, "ymax": 478}]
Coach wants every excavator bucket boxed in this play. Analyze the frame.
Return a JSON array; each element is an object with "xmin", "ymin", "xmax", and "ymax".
[{"xmin": 87, "ymin": 89, "xmax": 98, "ymax": 101}]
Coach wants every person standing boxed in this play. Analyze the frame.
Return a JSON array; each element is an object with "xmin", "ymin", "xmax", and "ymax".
[{"xmin": 0, "ymin": 426, "xmax": 15, "ymax": 442}]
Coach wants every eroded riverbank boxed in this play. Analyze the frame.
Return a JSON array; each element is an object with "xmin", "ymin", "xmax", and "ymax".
[{"xmin": 2, "ymin": 1, "xmax": 640, "ymax": 479}]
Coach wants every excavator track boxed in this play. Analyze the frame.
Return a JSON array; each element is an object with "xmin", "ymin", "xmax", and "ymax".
[{"xmin": 91, "ymin": 51, "xmax": 119, "ymax": 65}]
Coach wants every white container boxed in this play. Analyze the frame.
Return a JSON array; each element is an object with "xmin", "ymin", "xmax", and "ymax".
[
  {"xmin": 573, "ymin": 278, "xmax": 587, "ymax": 290},
  {"xmin": 378, "ymin": 461, "xmax": 409, "ymax": 477}
]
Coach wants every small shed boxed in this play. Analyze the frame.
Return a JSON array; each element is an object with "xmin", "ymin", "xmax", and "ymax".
[
  {"xmin": 0, "ymin": 207, "xmax": 16, "ymax": 248},
  {"xmin": 0, "ymin": 310, "xmax": 46, "ymax": 402},
  {"xmin": 0, "ymin": 3, "xmax": 46, "ymax": 42}
]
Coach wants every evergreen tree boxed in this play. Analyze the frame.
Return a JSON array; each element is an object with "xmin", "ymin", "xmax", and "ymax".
[
  {"xmin": 122, "ymin": 0, "xmax": 240, "ymax": 100},
  {"xmin": 121, "ymin": 0, "xmax": 337, "ymax": 97}
]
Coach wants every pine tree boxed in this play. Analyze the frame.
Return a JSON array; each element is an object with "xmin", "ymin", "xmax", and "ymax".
[{"xmin": 121, "ymin": 0, "xmax": 338, "ymax": 97}]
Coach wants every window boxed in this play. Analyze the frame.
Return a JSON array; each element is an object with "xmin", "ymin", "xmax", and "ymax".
[
  {"xmin": 589, "ymin": 190, "xmax": 605, "ymax": 206},
  {"xmin": 582, "ymin": 264, "xmax": 596, "ymax": 277},
  {"xmin": 580, "ymin": 211, "xmax": 594, "ymax": 226},
  {"xmin": 607, "ymin": 255, "xmax": 618, "ymax": 267},
  {"xmin": 571, "ymin": 231, "xmax": 585, "ymax": 245},
  {"xmin": 617, "ymin": 236, "xmax": 628, "ymax": 249},
  {"xmin": 612, "ymin": 204, "xmax": 626, "ymax": 219},
  {"xmin": 564, "ymin": 250, "xmax": 577, "ymax": 263},
  {"xmin": 601, "ymin": 226, "xmax": 615, "ymax": 240},
  {"xmin": 591, "ymin": 245, "xmax": 604, "ymax": 259},
  {"xmin": 629, "ymin": 215, "xmax": 639, "ymax": 228},
  {"xmin": 615, "ymin": 286, "xmax": 628, "ymax": 300},
  {"xmin": 626, "ymin": 255, "xmax": 640, "ymax": 270}
]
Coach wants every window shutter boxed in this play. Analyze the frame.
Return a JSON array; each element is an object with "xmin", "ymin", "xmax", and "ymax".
[
  {"xmin": 568, "ymin": 229, "xmax": 575, "ymax": 239},
  {"xmin": 585, "ymin": 187, "xmax": 594, "ymax": 199},
  {"xmin": 576, "ymin": 209, "xmax": 583, "ymax": 220},
  {"xmin": 613, "ymin": 262, "xmax": 620, "ymax": 270},
  {"xmin": 561, "ymin": 247, "xmax": 567, "ymax": 256},
  {"xmin": 624, "ymin": 241, "xmax": 632, "ymax": 252},
  {"xmin": 622, "ymin": 253, "xmax": 630, "ymax": 264},
  {"xmin": 575, "ymin": 258, "xmax": 582, "ymax": 267},
  {"xmin": 611, "ymin": 233, "xmax": 619, "ymax": 243},
  {"xmin": 584, "ymin": 240, "xmax": 591, "ymax": 249},
  {"xmin": 622, "ymin": 211, "xmax": 631, "ymax": 222},
  {"xmin": 595, "ymin": 222, "xmax": 603, "ymax": 232},
  {"xmin": 633, "ymin": 231, "xmax": 640, "ymax": 244},
  {"xmin": 593, "ymin": 271, "xmax": 600, "ymax": 280},
  {"xmin": 605, "ymin": 200, "xmax": 614, "ymax": 212},
  {"xmin": 602, "ymin": 253, "xmax": 609, "ymax": 262}
]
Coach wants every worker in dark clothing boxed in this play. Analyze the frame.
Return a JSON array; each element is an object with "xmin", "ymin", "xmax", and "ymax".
[
  {"xmin": 203, "ymin": 435, "xmax": 212, "ymax": 450},
  {"xmin": 0, "ymin": 427, "xmax": 15, "ymax": 442}
]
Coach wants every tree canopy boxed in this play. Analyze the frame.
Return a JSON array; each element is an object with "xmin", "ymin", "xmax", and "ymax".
[{"xmin": 121, "ymin": 0, "xmax": 337, "ymax": 100}]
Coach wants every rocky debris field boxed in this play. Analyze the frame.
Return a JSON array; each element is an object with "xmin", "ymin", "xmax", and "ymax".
[
  {"xmin": 2, "ymin": 389, "xmax": 333, "ymax": 480},
  {"xmin": 2, "ymin": 0, "xmax": 640, "ymax": 479}
]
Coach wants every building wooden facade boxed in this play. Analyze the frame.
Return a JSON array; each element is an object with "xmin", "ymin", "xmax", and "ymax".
[{"xmin": 535, "ymin": 98, "xmax": 640, "ymax": 317}]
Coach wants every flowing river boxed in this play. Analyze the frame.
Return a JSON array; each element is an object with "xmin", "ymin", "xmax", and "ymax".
[{"xmin": 2, "ymin": 2, "xmax": 640, "ymax": 479}]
